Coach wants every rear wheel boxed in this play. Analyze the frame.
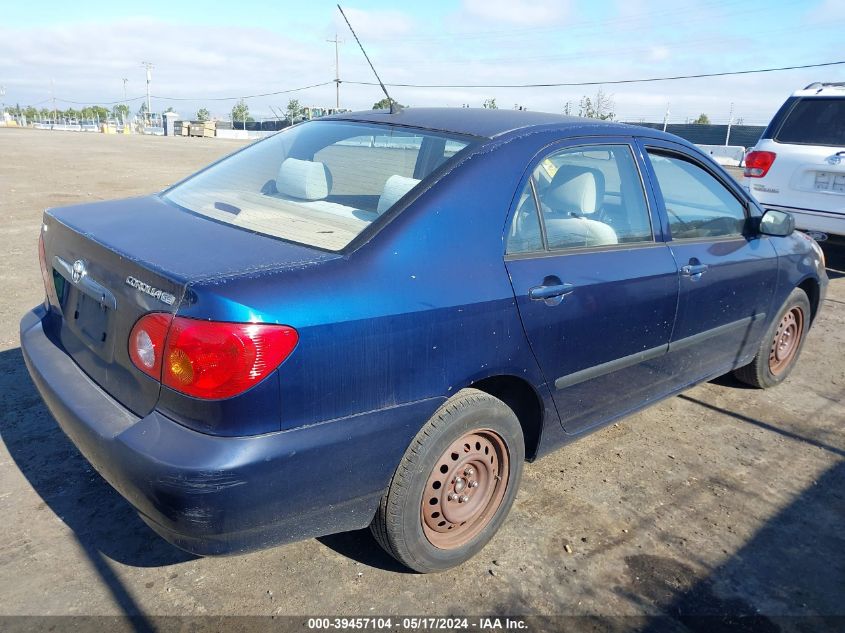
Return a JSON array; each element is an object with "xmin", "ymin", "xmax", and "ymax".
[
  {"xmin": 734, "ymin": 288, "xmax": 810, "ymax": 388},
  {"xmin": 370, "ymin": 388, "xmax": 524, "ymax": 573}
]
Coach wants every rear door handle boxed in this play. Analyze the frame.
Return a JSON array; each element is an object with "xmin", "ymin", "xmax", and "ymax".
[
  {"xmin": 681, "ymin": 264, "xmax": 708, "ymax": 278},
  {"xmin": 529, "ymin": 283, "xmax": 574, "ymax": 302}
]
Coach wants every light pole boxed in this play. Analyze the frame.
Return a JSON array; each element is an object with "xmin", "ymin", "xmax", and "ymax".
[
  {"xmin": 725, "ymin": 102, "xmax": 734, "ymax": 146},
  {"xmin": 141, "ymin": 61, "xmax": 154, "ymax": 123},
  {"xmin": 120, "ymin": 78, "xmax": 128, "ymax": 128}
]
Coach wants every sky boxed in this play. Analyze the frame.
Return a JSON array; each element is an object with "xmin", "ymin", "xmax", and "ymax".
[{"xmin": 1, "ymin": 0, "xmax": 843, "ymax": 125}]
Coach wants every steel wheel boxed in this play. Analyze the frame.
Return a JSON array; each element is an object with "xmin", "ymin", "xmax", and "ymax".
[
  {"xmin": 421, "ymin": 429, "xmax": 509, "ymax": 549},
  {"xmin": 371, "ymin": 388, "xmax": 524, "ymax": 572},
  {"xmin": 769, "ymin": 306, "xmax": 804, "ymax": 376}
]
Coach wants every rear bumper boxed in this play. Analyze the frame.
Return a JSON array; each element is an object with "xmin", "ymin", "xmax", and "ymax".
[{"xmin": 20, "ymin": 306, "xmax": 441, "ymax": 555}]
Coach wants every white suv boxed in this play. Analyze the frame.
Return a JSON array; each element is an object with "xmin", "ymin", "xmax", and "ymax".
[{"xmin": 745, "ymin": 82, "xmax": 845, "ymax": 237}]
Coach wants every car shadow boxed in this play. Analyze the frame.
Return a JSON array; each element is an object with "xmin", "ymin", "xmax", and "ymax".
[
  {"xmin": 0, "ymin": 346, "xmax": 195, "ymax": 569},
  {"xmin": 709, "ymin": 372, "xmax": 756, "ymax": 390},
  {"xmin": 317, "ymin": 530, "xmax": 414, "ymax": 574},
  {"xmin": 821, "ymin": 238, "xmax": 845, "ymax": 280},
  {"xmin": 630, "ymin": 460, "xmax": 845, "ymax": 632}
]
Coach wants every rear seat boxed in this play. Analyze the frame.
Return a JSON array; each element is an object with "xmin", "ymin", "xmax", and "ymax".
[{"xmin": 377, "ymin": 175, "xmax": 421, "ymax": 214}]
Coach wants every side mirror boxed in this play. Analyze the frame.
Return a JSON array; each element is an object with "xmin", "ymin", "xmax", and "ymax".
[{"xmin": 758, "ymin": 208, "xmax": 795, "ymax": 237}]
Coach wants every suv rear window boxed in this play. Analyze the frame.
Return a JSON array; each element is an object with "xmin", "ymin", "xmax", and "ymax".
[
  {"xmin": 163, "ymin": 121, "xmax": 475, "ymax": 251},
  {"xmin": 775, "ymin": 97, "xmax": 845, "ymax": 146}
]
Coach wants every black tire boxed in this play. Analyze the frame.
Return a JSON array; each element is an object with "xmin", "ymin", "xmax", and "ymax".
[
  {"xmin": 734, "ymin": 288, "xmax": 811, "ymax": 389},
  {"xmin": 370, "ymin": 388, "xmax": 524, "ymax": 573}
]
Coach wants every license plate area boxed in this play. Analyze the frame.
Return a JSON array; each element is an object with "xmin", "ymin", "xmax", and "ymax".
[
  {"xmin": 62, "ymin": 287, "xmax": 115, "ymax": 359},
  {"xmin": 814, "ymin": 171, "xmax": 845, "ymax": 193},
  {"xmin": 52, "ymin": 257, "xmax": 118, "ymax": 362}
]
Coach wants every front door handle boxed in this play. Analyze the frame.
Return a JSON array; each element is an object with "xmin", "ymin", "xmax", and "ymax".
[
  {"xmin": 681, "ymin": 263, "xmax": 709, "ymax": 278},
  {"xmin": 529, "ymin": 282, "xmax": 574, "ymax": 303}
]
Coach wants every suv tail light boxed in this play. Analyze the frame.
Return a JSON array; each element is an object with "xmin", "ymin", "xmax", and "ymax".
[
  {"xmin": 129, "ymin": 314, "xmax": 298, "ymax": 400},
  {"xmin": 744, "ymin": 151, "xmax": 776, "ymax": 178}
]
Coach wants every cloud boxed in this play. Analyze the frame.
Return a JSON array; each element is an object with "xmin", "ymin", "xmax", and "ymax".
[
  {"xmin": 0, "ymin": 19, "xmax": 322, "ymax": 112},
  {"xmin": 460, "ymin": 0, "xmax": 570, "ymax": 26},
  {"xmin": 331, "ymin": 7, "xmax": 413, "ymax": 39},
  {"xmin": 0, "ymin": 4, "xmax": 839, "ymax": 126},
  {"xmin": 807, "ymin": 0, "xmax": 845, "ymax": 22}
]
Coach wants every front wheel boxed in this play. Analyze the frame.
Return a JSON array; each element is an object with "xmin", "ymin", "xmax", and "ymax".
[
  {"xmin": 370, "ymin": 388, "xmax": 524, "ymax": 573},
  {"xmin": 734, "ymin": 288, "xmax": 811, "ymax": 388}
]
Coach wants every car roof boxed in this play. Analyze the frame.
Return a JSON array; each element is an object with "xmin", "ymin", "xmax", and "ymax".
[
  {"xmin": 321, "ymin": 107, "xmax": 651, "ymax": 140},
  {"xmin": 791, "ymin": 82, "xmax": 845, "ymax": 98}
]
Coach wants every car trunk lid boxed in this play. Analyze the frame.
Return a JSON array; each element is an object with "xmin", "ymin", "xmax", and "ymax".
[
  {"xmin": 41, "ymin": 195, "xmax": 338, "ymax": 417},
  {"xmin": 758, "ymin": 143, "xmax": 845, "ymax": 213}
]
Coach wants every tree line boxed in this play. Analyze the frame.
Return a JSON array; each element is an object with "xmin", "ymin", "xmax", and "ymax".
[{"xmin": 5, "ymin": 91, "xmax": 719, "ymax": 125}]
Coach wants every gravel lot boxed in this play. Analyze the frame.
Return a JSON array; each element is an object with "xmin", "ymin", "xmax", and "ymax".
[{"xmin": 0, "ymin": 128, "xmax": 843, "ymax": 626}]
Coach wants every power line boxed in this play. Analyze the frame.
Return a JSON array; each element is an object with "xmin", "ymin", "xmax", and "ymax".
[
  {"xmin": 22, "ymin": 58, "xmax": 844, "ymax": 109},
  {"xmin": 344, "ymin": 60, "xmax": 845, "ymax": 89},
  {"xmin": 51, "ymin": 95, "xmax": 147, "ymax": 106},
  {"xmin": 35, "ymin": 81, "xmax": 334, "ymax": 108},
  {"xmin": 150, "ymin": 80, "xmax": 335, "ymax": 101}
]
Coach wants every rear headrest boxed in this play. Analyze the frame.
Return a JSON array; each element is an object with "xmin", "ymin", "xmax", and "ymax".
[
  {"xmin": 276, "ymin": 158, "xmax": 331, "ymax": 200},
  {"xmin": 377, "ymin": 175, "xmax": 421, "ymax": 215},
  {"xmin": 546, "ymin": 166, "xmax": 605, "ymax": 214}
]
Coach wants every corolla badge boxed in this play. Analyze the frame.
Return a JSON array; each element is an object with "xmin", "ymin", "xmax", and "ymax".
[
  {"xmin": 71, "ymin": 259, "xmax": 86, "ymax": 283},
  {"xmin": 125, "ymin": 275, "xmax": 176, "ymax": 306}
]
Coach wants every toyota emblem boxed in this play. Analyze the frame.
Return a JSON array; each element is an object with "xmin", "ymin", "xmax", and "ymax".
[{"xmin": 71, "ymin": 259, "xmax": 86, "ymax": 283}]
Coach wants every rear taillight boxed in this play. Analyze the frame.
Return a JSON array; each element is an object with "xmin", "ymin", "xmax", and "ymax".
[
  {"xmin": 129, "ymin": 314, "xmax": 298, "ymax": 400},
  {"xmin": 744, "ymin": 151, "xmax": 776, "ymax": 178},
  {"xmin": 129, "ymin": 313, "xmax": 173, "ymax": 379}
]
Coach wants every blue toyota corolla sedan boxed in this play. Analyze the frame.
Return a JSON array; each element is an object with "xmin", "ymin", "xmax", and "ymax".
[{"xmin": 21, "ymin": 108, "xmax": 827, "ymax": 572}]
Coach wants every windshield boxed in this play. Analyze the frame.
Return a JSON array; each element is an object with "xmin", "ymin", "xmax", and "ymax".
[
  {"xmin": 163, "ymin": 120, "xmax": 476, "ymax": 251},
  {"xmin": 775, "ymin": 97, "xmax": 845, "ymax": 147}
]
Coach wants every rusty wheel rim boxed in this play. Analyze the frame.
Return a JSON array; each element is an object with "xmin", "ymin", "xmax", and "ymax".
[
  {"xmin": 769, "ymin": 306, "xmax": 804, "ymax": 376},
  {"xmin": 421, "ymin": 429, "xmax": 510, "ymax": 550}
]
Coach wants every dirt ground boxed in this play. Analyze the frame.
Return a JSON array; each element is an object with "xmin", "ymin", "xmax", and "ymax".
[{"xmin": 0, "ymin": 128, "xmax": 843, "ymax": 627}]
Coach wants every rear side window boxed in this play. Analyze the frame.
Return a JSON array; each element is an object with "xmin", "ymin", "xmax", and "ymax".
[
  {"xmin": 507, "ymin": 144, "xmax": 653, "ymax": 254},
  {"xmin": 507, "ymin": 181, "xmax": 544, "ymax": 254},
  {"xmin": 775, "ymin": 98, "xmax": 845, "ymax": 146},
  {"xmin": 647, "ymin": 151, "xmax": 746, "ymax": 239},
  {"xmin": 163, "ymin": 121, "xmax": 475, "ymax": 251}
]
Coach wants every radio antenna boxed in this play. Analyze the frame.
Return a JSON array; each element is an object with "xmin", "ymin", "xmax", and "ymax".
[{"xmin": 336, "ymin": 4, "xmax": 401, "ymax": 113}]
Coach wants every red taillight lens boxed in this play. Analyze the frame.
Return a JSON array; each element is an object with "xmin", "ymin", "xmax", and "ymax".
[
  {"xmin": 128, "ymin": 314, "xmax": 298, "ymax": 400},
  {"xmin": 129, "ymin": 313, "xmax": 173, "ymax": 379},
  {"xmin": 744, "ymin": 151, "xmax": 776, "ymax": 178}
]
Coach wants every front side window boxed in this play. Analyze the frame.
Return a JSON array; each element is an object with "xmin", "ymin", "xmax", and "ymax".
[
  {"xmin": 775, "ymin": 97, "xmax": 845, "ymax": 147},
  {"xmin": 164, "ymin": 121, "xmax": 475, "ymax": 251},
  {"xmin": 646, "ymin": 151, "xmax": 747, "ymax": 240},
  {"xmin": 528, "ymin": 144, "xmax": 653, "ymax": 251}
]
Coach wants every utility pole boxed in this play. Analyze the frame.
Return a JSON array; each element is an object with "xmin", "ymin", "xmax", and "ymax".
[
  {"xmin": 122, "ymin": 78, "xmax": 128, "ymax": 128},
  {"xmin": 141, "ymin": 61, "xmax": 154, "ymax": 123},
  {"xmin": 725, "ymin": 102, "xmax": 734, "ymax": 146},
  {"xmin": 326, "ymin": 34, "xmax": 342, "ymax": 109},
  {"xmin": 51, "ymin": 79, "xmax": 57, "ymax": 127},
  {"xmin": 0, "ymin": 85, "xmax": 5, "ymax": 120},
  {"xmin": 662, "ymin": 102, "xmax": 670, "ymax": 132}
]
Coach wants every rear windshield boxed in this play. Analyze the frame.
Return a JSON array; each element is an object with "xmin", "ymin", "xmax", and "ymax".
[
  {"xmin": 775, "ymin": 97, "xmax": 845, "ymax": 146},
  {"xmin": 163, "ymin": 121, "xmax": 476, "ymax": 251}
]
